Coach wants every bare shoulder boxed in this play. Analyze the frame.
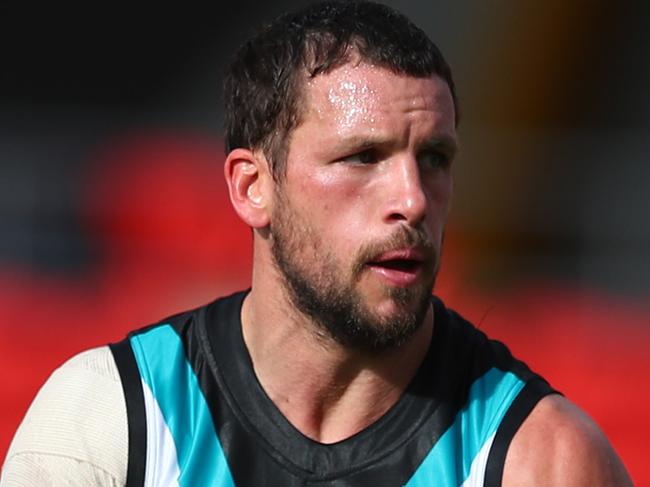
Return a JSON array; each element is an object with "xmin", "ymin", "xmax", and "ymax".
[{"xmin": 503, "ymin": 393, "xmax": 633, "ymax": 486}]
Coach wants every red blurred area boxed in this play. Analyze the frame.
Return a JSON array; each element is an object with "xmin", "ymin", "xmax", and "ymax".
[{"xmin": 0, "ymin": 133, "xmax": 647, "ymax": 484}]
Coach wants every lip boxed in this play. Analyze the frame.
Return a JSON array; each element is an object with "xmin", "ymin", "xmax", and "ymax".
[
  {"xmin": 372, "ymin": 248, "xmax": 424, "ymax": 263},
  {"xmin": 366, "ymin": 247, "xmax": 425, "ymax": 287}
]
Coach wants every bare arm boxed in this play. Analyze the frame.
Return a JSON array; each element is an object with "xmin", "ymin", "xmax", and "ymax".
[{"xmin": 503, "ymin": 394, "xmax": 633, "ymax": 486}]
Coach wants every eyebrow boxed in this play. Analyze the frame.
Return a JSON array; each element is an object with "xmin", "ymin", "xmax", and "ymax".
[
  {"xmin": 335, "ymin": 134, "xmax": 392, "ymax": 151},
  {"xmin": 335, "ymin": 133, "xmax": 458, "ymax": 154},
  {"xmin": 422, "ymin": 136, "xmax": 459, "ymax": 157}
]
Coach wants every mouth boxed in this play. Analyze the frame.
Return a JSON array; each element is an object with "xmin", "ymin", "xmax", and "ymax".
[
  {"xmin": 369, "ymin": 258, "xmax": 421, "ymax": 272},
  {"xmin": 365, "ymin": 248, "xmax": 427, "ymax": 286}
]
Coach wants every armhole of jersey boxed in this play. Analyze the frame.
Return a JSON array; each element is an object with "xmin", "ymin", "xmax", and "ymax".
[
  {"xmin": 483, "ymin": 378, "xmax": 557, "ymax": 487},
  {"xmin": 110, "ymin": 339, "xmax": 147, "ymax": 487}
]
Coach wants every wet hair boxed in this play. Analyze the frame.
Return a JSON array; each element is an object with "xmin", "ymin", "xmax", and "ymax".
[{"xmin": 223, "ymin": 0, "xmax": 458, "ymax": 179}]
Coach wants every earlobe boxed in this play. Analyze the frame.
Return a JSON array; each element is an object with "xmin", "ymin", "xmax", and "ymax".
[{"xmin": 224, "ymin": 148, "xmax": 271, "ymax": 228}]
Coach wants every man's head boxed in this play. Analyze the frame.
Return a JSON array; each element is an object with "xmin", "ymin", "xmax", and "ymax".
[
  {"xmin": 224, "ymin": 0, "xmax": 457, "ymax": 180},
  {"xmin": 224, "ymin": 1, "xmax": 458, "ymax": 351}
]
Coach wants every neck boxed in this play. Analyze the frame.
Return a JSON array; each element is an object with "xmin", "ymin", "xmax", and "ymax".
[{"xmin": 241, "ymin": 286, "xmax": 434, "ymax": 444}]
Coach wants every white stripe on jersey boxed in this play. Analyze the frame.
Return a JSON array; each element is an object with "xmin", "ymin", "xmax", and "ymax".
[
  {"xmin": 142, "ymin": 379, "xmax": 181, "ymax": 487},
  {"xmin": 460, "ymin": 432, "xmax": 496, "ymax": 487}
]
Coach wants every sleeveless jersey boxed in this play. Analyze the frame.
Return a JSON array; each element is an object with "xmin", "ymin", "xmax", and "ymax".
[{"xmin": 110, "ymin": 291, "xmax": 555, "ymax": 486}]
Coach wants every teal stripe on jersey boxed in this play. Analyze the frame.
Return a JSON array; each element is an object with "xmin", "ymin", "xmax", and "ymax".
[
  {"xmin": 405, "ymin": 368, "xmax": 525, "ymax": 487},
  {"xmin": 130, "ymin": 325, "xmax": 236, "ymax": 487}
]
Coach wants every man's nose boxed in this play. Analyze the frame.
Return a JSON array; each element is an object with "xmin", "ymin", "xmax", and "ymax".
[{"xmin": 383, "ymin": 157, "xmax": 427, "ymax": 226}]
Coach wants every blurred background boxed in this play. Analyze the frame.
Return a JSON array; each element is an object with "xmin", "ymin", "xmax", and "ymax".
[{"xmin": 1, "ymin": 1, "xmax": 648, "ymax": 483}]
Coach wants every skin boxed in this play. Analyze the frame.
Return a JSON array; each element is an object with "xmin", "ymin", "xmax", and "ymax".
[
  {"xmin": 267, "ymin": 64, "xmax": 451, "ymax": 351},
  {"xmin": 224, "ymin": 62, "xmax": 632, "ymax": 485},
  {"xmin": 505, "ymin": 394, "xmax": 633, "ymax": 486}
]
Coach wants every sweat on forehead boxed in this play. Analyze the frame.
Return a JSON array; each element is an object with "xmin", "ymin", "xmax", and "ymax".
[
  {"xmin": 287, "ymin": 64, "xmax": 457, "ymax": 172},
  {"xmin": 301, "ymin": 63, "xmax": 454, "ymax": 129},
  {"xmin": 302, "ymin": 62, "xmax": 378, "ymax": 126},
  {"xmin": 223, "ymin": 0, "xmax": 458, "ymax": 178}
]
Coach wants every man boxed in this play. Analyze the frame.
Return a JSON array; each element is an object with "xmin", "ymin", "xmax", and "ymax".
[{"xmin": 1, "ymin": 1, "xmax": 632, "ymax": 485}]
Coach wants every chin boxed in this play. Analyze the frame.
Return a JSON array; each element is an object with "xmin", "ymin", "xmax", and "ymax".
[{"xmin": 373, "ymin": 297, "xmax": 419, "ymax": 319}]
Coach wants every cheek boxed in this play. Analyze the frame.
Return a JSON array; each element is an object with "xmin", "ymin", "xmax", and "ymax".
[
  {"xmin": 296, "ymin": 167, "xmax": 368, "ymax": 215},
  {"xmin": 423, "ymin": 175, "xmax": 453, "ymax": 242},
  {"xmin": 295, "ymin": 171, "xmax": 371, "ymax": 251},
  {"xmin": 426, "ymin": 173, "xmax": 454, "ymax": 210}
]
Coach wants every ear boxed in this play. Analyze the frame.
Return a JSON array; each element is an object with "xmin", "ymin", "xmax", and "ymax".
[{"xmin": 224, "ymin": 148, "xmax": 272, "ymax": 228}]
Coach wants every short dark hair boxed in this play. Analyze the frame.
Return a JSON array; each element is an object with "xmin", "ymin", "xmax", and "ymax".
[{"xmin": 224, "ymin": 0, "xmax": 458, "ymax": 180}]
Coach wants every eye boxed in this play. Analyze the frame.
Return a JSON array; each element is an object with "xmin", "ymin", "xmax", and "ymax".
[
  {"xmin": 418, "ymin": 149, "xmax": 450, "ymax": 170},
  {"xmin": 339, "ymin": 149, "xmax": 379, "ymax": 165}
]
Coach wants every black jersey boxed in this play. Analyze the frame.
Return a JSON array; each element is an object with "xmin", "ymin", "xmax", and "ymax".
[{"xmin": 110, "ymin": 291, "xmax": 555, "ymax": 486}]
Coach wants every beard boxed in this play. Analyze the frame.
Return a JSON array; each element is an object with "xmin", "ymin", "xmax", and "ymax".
[{"xmin": 270, "ymin": 192, "xmax": 439, "ymax": 352}]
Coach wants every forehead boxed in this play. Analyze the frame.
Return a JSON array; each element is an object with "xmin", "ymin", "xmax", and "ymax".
[{"xmin": 300, "ymin": 63, "xmax": 456, "ymax": 137}]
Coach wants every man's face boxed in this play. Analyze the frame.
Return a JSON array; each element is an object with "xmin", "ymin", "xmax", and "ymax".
[{"xmin": 269, "ymin": 62, "xmax": 457, "ymax": 351}]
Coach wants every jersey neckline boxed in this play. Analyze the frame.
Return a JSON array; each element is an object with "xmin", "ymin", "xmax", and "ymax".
[{"xmin": 200, "ymin": 290, "xmax": 452, "ymax": 479}]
